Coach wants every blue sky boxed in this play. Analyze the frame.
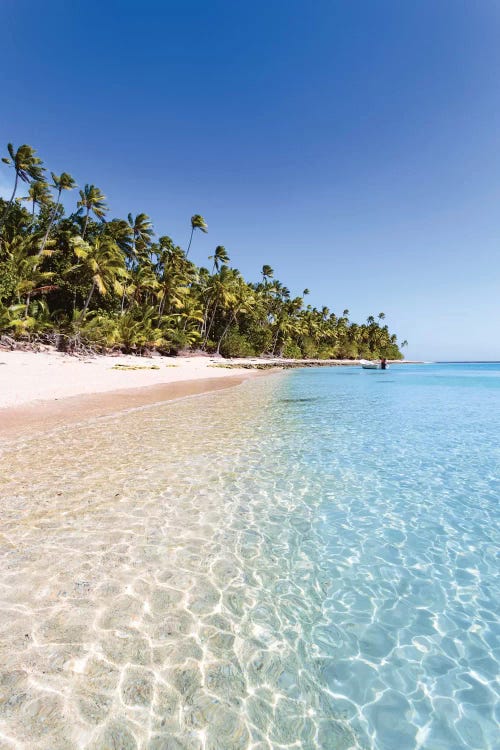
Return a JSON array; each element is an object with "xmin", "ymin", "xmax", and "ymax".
[{"xmin": 2, "ymin": 0, "xmax": 500, "ymax": 359}]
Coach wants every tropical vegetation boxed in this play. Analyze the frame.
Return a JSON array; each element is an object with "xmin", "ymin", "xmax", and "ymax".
[{"xmin": 0, "ymin": 142, "xmax": 407, "ymax": 359}]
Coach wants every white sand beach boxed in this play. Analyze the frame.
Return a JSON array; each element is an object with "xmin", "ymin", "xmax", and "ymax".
[{"xmin": 0, "ymin": 350, "xmax": 255, "ymax": 409}]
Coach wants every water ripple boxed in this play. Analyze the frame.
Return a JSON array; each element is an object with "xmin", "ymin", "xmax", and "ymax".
[{"xmin": 0, "ymin": 364, "xmax": 498, "ymax": 749}]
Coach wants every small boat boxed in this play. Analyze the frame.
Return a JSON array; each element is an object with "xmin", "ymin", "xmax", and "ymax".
[{"xmin": 360, "ymin": 359, "xmax": 388, "ymax": 370}]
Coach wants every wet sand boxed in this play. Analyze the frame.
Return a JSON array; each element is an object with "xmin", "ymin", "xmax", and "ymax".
[{"xmin": 0, "ymin": 375, "xmax": 253, "ymax": 440}]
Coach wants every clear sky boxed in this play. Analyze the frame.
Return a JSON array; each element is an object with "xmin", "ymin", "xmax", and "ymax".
[{"xmin": 2, "ymin": 0, "xmax": 500, "ymax": 360}]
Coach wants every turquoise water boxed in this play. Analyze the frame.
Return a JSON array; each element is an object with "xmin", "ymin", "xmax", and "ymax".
[
  {"xmin": 0, "ymin": 363, "xmax": 498, "ymax": 749},
  {"xmin": 275, "ymin": 363, "xmax": 500, "ymax": 749}
]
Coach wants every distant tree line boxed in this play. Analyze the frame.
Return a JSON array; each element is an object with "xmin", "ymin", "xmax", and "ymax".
[{"xmin": 0, "ymin": 142, "xmax": 407, "ymax": 358}]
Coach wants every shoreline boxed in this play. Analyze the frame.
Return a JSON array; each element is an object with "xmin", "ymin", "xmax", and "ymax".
[
  {"xmin": 0, "ymin": 349, "xmax": 422, "ymax": 407},
  {"xmin": 0, "ymin": 349, "xmax": 420, "ymax": 439},
  {"xmin": 0, "ymin": 373, "xmax": 266, "ymax": 440}
]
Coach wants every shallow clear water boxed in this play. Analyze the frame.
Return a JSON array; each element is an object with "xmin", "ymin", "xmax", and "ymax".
[{"xmin": 0, "ymin": 364, "xmax": 498, "ymax": 749}]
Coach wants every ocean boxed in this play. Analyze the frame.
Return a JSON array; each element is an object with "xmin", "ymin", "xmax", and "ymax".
[{"xmin": 0, "ymin": 363, "xmax": 498, "ymax": 749}]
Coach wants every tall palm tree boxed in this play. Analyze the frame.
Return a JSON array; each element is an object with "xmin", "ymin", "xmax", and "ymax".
[
  {"xmin": 77, "ymin": 184, "xmax": 108, "ymax": 237},
  {"xmin": 378, "ymin": 312, "xmax": 386, "ymax": 323},
  {"xmin": 186, "ymin": 214, "xmax": 208, "ymax": 257},
  {"xmin": 208, "ymin": 245, "xmax": 230, "ymax": 273},
  {"xmin": 39, "ymin": 172, "xmax": 76, "ymax": 254},
  {"xmin": 0, "ymin": 143, "xmax": 45, "ymax": 227}
]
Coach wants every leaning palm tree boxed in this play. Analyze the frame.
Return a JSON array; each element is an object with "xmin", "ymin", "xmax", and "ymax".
[
  {"xmin": 39, "ymin": 172, "xmax": 76, "ymax": 254},
  {"xmin": 0, "ymin": 143, "xmax": 45, "ymax": 227},
  {"xmin": 77, "ymin": 184, "xmax": 108, "ymax": 237},
  {"xmin": 186, "ymin": 214, "xmax": 208, "ymax": 257},
  {"xmin": 208, "ymin": 245, "xmax": 230, "ymax": 273}
]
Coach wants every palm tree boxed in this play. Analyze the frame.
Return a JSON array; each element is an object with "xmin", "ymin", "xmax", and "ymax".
[
  {"xmin": 378, "ymin": 312, "xmax": 386, "ymax": 323},
  {"xmin": 127, "ymin": 262, "xmax": 160, "ymax": 309},
  {"xmin": 261, "ymin": 264, "xmax": 274, "ymax": 281},
  {"xmin": 127, "ymin": 212, "xmax": 154, "ymax": 263},
  {"xmin": 1, "ymin": 233, "xmax": 55, "ymax": 315},
  {"xmin": 70, "ymin": 236, "xmax": 127, "ymax": 321},
  {"xmin": 186, "ymin": 214, "xmax": 208, "ymax": 257},
  {"xmin": 216, "ymin": 275, "xmax": 255, "ymax": 354},
  {"xmin": 22, "ymin": 180, "xmax": 52, "ymax": 216},
  {"xmin": 208, "ymin": 245, "xmax": 230, "ymax": 273},
  {"xmin": 77, "ymin": 184, "xmax": 108, "ymax": 237},
  {"xmin": 0, "ymin": 143, "xmax": 45, "ymax": 227},
  {"xmin": 104, "ymin": 219, "xmax": 134, "ymax": 260},
  {"xmin": 303, "ymin": 288, "xmax": 310, "ymax": 296},
  {"xmin": 281, "ymin": 286, "xmax": 291, "ymax": 300},
  {"xmin": 39, "ymin": 172, "xmax": 76, "ymax": 254},
  {"xmin": 204, "ymin": 266, "xmax": 237, "ymax": 344}
]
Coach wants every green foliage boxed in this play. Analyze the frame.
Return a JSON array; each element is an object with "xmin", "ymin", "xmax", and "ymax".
[
  {"xmin": 282, "ymin": 339, "xmax": 302, "ymax": 359},
  {"xmin": 0, "ymin": 139, "xmax": 406, "ymax": 358},
  {"xmin": 219, "ymin": 329, "xmax": 256, "ymax": 357}
]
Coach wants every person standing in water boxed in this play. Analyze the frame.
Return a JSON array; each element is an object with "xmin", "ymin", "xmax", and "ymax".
[{"xmin": 381, "ymin": 357, "xmax": 387, "ymax": 369}]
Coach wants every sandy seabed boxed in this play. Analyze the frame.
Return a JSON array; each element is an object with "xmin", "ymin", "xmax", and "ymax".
[{"xmin": 0, "ymin": 368, "xmax": 335, "ymax": 750}]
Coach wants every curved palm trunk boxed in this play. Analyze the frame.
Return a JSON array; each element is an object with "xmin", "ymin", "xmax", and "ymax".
[
  {"xmin": 0, "ymin": 171, "xmax": 19, "ymax": 228},
  {"xmin": 158, "ymin": 289, "xmax": 169, "ymax": 317},
  {"xmin": 216, "ymin": 311, "xmax": 236, "ymax": 355},
  {"xmin": 82, "ymin": 208, "xmax": 90, "ymax": 238},
  {"xmin": 201, "ymin": 294, "xmax": 214, "ymax": 342},
  {"xmin": 204, "ymin": 299, "xmax": 219, "ymax": 344},
  {"xmin": 186, "ymin": 227, "xmax": 194, "ymax": 258},
  {"xmin": 271, "ymin": 324, "xmax": 282, "ymax": 355},
  {"xmin": 79, "ymin": 281, "xmax": 96, "ymax": 323},
  {"xmin": 39, "ymin": 188, "xmax": 62, "ymax": 255}
]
